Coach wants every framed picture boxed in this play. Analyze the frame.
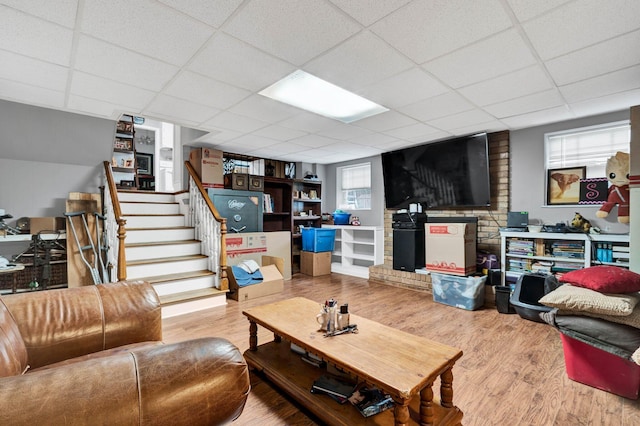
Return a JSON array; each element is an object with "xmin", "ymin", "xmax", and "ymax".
[
  {"xmin": 114, "ymin": 138, "xmax": 133, "ymax": 151},
  {"xmin": 547, "ymin": 166, "xmax": 586, "ymax": 205},
  {"xmin": 136, "ymin": 153, "xmax": 153, "ymax": 175}
]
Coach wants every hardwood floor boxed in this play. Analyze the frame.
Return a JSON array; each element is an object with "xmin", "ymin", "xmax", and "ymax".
[{"xmin": 162, "ymin": 273, "xmax": 640, "ymax": 425}]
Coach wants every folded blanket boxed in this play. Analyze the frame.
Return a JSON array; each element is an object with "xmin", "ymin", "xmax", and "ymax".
[{"xmin": 231, "ymin": 265, "xmax": 263, "ymax": 287}]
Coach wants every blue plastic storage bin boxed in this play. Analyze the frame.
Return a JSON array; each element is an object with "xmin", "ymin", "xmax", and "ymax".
[
  {"xmin": 301, "ymin": 228, "xmax": 336, "ymax": 252},
  {"xmin": 332, "ymin": 212, "xmax": 351, "ymax": 225}
]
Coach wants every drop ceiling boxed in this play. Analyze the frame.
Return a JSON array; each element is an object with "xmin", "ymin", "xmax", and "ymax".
[{"xmin": 1, "ymin": 0, "xmax": 639, "ymax": 164}]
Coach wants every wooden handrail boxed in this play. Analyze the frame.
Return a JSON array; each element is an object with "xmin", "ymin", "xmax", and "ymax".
[
  {"xmin": 102, "ymin": 161, "xmax": 127, "ymax": 281},
  {"xmin": 184, "ymin": 161, "xmax": 228, "ymax": 290}
]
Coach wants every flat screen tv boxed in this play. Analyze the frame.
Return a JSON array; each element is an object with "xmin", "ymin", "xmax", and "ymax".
[{"xmin": 381, "ymin": 133, "xmax": 491, "ymax": 209}]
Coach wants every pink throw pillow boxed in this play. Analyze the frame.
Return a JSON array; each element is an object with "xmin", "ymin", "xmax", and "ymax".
[{"xmin": 561, "ymin": 265, "xmax": 640, "ymax": 294}]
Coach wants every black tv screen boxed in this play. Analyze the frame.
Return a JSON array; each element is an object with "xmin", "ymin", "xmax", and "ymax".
[{"xmin": 381, "ymin": 133, "xmax": 491, "ymax": 209}]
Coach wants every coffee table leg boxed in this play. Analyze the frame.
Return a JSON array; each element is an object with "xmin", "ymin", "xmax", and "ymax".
[
  {"xmin": 249, "ymin": 320, "xmax": 258, "ymax": 351},
  {"xmin": 440, "ymin": 367, "xmax": 454, "ymax": 408},
  {"xmin": 419, "ymin": 384, "xmax": 434, "ymax": 425},
  {"xmin": 274, "ymin": 333, "xmax": 282, "ymax": 343},
  {"xmin": 393, "ymin": 397, "xmax": 411, "ymax": 426}
]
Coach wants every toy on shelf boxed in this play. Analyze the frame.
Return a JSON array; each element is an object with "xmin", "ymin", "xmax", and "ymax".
[{"xmin": 596, "ymin": 151, "xmax": 630, "ymax": 224}]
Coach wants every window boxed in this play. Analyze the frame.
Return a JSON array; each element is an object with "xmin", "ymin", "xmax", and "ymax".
[
  {"xmin": 545, "ymin": 121, "xmax": 630, "ymax": 178},
  {"xmin": 337, "ymin": 163, "xmax": 371, "ymax": 210}
]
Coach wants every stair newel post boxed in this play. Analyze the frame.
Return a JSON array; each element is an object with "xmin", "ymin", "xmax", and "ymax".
[
  {"xmin": 116, "ymin": 218, "xmax": 127, "ymax": 281},
  {"xmin": 219, "ymin": 217, "xmax": 228, "ymax": 291}
]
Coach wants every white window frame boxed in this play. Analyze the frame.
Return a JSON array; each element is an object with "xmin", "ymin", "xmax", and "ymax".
[
  {"xmin": 336, "ymin": 162, "xmax": 371, "ymax": 211},
  {"xmin": 544, "ymin": 121, "xmax": 630, "ymax": 205}
]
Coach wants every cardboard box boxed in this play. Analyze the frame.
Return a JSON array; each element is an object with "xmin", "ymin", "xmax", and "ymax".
[
  {"xmin": 189, "ymin": 148, "xmax": 223, "ymax": 189},
  {"xmin": 425, "ymin": 222, "xmax": 476, "ymax": 276},
  {"xmin": 227, "ymin": 255, "xmax": 284, "ymax": 301},
  {"xmin": 300, "ymin": 251, "xmax": 331, "ymax": 276},
  {"xmin": 30, "ymin": 217, "xmax": 66, "ymax": 235}
]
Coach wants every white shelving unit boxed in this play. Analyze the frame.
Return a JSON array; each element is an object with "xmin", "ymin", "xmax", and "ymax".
[
  {"xmin": 500, "ymin": 231, "xmax": 630, "ymax": 286},
  {"xmin": 322, "ymin": 225, "xmax": 383, "ymax": 279}
]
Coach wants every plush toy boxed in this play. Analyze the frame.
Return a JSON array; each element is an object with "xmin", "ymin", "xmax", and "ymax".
[
  {"xmin": 571, "ymin": 212, "xmax": 592, "ymax": 232},
  {"xmin": 596, "ymin": 151, "xmax": 630, "ymax": 224}
]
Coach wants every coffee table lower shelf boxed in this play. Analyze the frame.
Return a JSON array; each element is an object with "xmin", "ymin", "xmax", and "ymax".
[{"xmin": 244, "ymin": 341, "xmax": 463, "ymax": 426}]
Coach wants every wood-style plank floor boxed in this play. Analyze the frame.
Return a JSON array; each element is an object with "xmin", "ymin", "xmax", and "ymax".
[{"xmin": 162, "ymin": 273, "xmax": 640, "ymax": 425}]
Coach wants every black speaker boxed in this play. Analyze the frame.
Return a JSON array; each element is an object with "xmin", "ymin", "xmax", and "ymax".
[{"xmin": 393, "ymin": 228, "xmax": 425, "ymax": 272}]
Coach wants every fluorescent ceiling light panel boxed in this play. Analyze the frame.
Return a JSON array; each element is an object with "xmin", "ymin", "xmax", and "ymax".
[{"xmin": 259, "ymin": 70, "xmax": 388, "ymax": 123}]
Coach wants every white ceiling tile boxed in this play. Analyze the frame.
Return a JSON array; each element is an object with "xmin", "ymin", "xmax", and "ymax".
[
  {"xmin": 229, "ymin": 94, "xmax": 300, "ymax": 122},
  {"xmin": 379, "ymin": 139, "xmax": 421, "ymax": 152},
  {"xmin": 560, "ymin": 65, "xmax": 640, "ymax": 103},
  {"xmin": 2, "ymin": 0, "xmax": 78, "ymax": 28},
  {"xmin": 278, "ymin": 112, "xmax": 342, "ymax": 133},
  {"xmin": 305, "ymin": 31, "xmax": 413, "ymax": 91},
  {"xmin": 483, "ymin": 89, "xmax": 565, "ymax": 118},
  {"xmin": 289, "ymin": 134, "xmax": 340, "ymax": 148},
  {"xmin": 163, "ymin": 71, "xmax": 250, "ymax": 109},
  {"xmin": 349, "ymin": 132, "xmax": 399, "ymax": 147},
  {"xmin": 357, "ymin": 68, "xmax": 448, "ymax": 109},
  {"xmin": 188, "ymin": 34, "xmax": 295, "ymax": 91},
  {"xmin": 82, "ymin": 0, "xmax": 214, "ymax": 65},
  {"xmin": 404, "ymin": 130, "xmax": 452, "ymax": 144},
  {"xmin": 399, "ymin": 92, "xmax": 474, "ymax": 122},
  {"xmin": 0, "ymin": 78, "xmax": 64, "ymax": 109},
  {"xmin": 0, "ymin": 50, "xmax": 68, "ymax": 91},
  {"xmin": 157, "ymin": 0, "xmax": 242, "ymax": 28},
  {"xmin": 223, "ymin": 0, "xmax": 361, "ymax": 65},
  {"xmin": 75, "ymin": 36, "xmax": 179, "ymax": 91},
  {"xmin": 329, "ymin": 0, "xmax": 411, "ymax": 26},
  {"xmin": 546, "ymin": 30, "xmax": 640, "ymax": 86},
  {"xmin": 70, "ymin": 72, "xmax": 156, "ymax": 110},
  {"xmin": 230, "ymin": 134, "xmax": 280, "ymax": 149},
  {"xmin": 424, "ymin": 29, "xmax": 537, "ymax": 88},
  {"xmin": 569, "ymin": 89, "xmax": 640, "ymax": 117},
  {"xmin": 449, "ymin": 120, "xmax": 505, "ymax": 136},
  {"xmin": 506, "ymin": 0, "xmax": 573, "ymax": 22},
  {"xmin": 353, "ymin": 110, "xmax": 417, "ymax": 132},
  {"xmin": 252, "ymin": 125, "xmax": 307, "ymax": 141},
  {"xmin": 0, "ymin": 6, "xmax": 73, "ymax": 66},
  {"xmin": 254, "ymin": 142, "xmax": 309, "ymax": 155},
  {"xmin": 458, "ymin": 65, "xmax": 553, "ymax": 106},
  {"xmin": 67, "ymin": 94, "xmax": 128, "ymax": 119},
  {"xmin": 144, "ymin": 94, "xmax": 220, "ymax": 124},
  {"xmin": 382, "ymin": 123, "xmax": 441, "ymax": 140},
  {"xmin": 500, "ymin": 105, "xmax": 574, "ymax": 129},
  {"xmin": 523, "ymin": 0, "xmax": 640, "ymax": 60},
  {"xmin": 201, "ymin": 111, "xmax": 268, "ymax": 133},
  {"xmin": 194, "ymin": 128, "xmax": 242, "ymax": 143},
  {"xmin": 428, "ymin": 109, "xmax": 497, "ymax": 132},
  {"xmin": 317, "ymin": 123, "xmax": 373, "ymax": 140},
  {"xmin": 371, "ymin": 0, "xmax": 511, "ymax": 63}
]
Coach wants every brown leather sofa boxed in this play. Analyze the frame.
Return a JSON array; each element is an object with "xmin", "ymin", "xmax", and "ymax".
[{"xmin": 0, "ymin": 280, "xmax": 250, "ymax": 425}]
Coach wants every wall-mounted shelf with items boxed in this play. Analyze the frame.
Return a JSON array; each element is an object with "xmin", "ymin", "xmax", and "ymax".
[
  {"xmin": 500, "ymin": 231, "xmax": 630, "ymax": 286},
  {"xmin": 112, "ymin": 115, "xmax": 137, "ymax": 190},
  {"xmin": 322, "ymin": 225, "xmax": 383, "ymax": 278}
]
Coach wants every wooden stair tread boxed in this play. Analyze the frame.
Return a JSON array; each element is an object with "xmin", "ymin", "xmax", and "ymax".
[
  {"xmin": 127, "ymin": 254, "xmax": 207, "ymax": 266},
  {"xmin": 118, "ymin": 190, "xmax": 177, "ymax": 195},
  {"xmin": 159, "ymin": 288, "xmax": 227, "ymax": 306},
  {"xmin": 138, "ymin": 270, "xmax": 215, "ymax": 284},
  {"xmin": 122, "ymin": 213, "xmax": 183, "ymax": 217},
  {"xmin": 126, "ymin": 239, "xmax": 200, "ymax": 248},
  {"xmin": 120, "ymin": 201, "xmax": 179, "ymax": 205}
]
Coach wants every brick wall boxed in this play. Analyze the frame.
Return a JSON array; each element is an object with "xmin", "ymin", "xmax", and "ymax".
[{"xmin": 370, "ymin": 130, "xmax": 510, "ymax": 300}]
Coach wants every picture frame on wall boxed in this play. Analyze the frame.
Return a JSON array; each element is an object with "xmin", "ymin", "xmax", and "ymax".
[
  {"xmin": 136, "ymin": 153, "xmax": 153, "ymax": 175},
  {"xmin": 547, "ymin": 166, "xmax": 587, "ymax": 205}
]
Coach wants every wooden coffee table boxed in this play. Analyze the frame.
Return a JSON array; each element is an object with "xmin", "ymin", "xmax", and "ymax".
[{"xmin": 243, "ymin": 297, "xmax": 463, "ymax": 426}]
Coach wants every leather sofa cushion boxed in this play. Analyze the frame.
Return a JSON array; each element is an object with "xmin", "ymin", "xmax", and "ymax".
[{"xmin": 0, "ymin": 300, "xmax": 28, "ymax": 377}]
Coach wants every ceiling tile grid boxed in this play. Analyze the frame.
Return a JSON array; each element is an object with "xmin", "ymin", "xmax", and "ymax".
[{"xmin": 0, "ymin": 0, "xmax": 639, "ymax": 164}]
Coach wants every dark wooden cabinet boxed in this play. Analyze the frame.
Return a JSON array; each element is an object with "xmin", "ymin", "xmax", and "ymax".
[{"xmin": 262, "ymin": 177, "xmax": 292, "ymax": 233}]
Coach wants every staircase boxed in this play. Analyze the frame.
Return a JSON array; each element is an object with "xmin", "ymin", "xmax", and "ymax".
[{"xmin": 118, "ymin": 190, "xmax": 227, "ymax": 318}]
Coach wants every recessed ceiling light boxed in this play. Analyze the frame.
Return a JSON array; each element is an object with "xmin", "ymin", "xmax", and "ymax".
[{"xmin": 259, "ymin": 70, "xmax": 388, "ymax": 124}]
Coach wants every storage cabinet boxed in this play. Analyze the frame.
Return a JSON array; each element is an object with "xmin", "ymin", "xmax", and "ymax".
[
  {"xmin": 292, "ymin": 179, "xmax": 322, "ymax": 273},
  {"xmin": 500, "ymin": 231, "xmax": 630, "ymax": 286},
  {"xmin": 262, "ymin": 177, "xmax": 292, "ymax": 233},
  {"xmin": 322, "ymin": 225, "xmax": 383, "ymax": 278},
  {"xmin": 112, "ymin": 115, "xmax": 137, "ymax": 189}
]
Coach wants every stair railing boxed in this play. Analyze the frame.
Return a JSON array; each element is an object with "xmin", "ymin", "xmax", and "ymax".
[
  {"xmin": 184, "ymin": 161, "xmax": 228, "ymax": 291},
  {"xmin": 102, "ymin": 161, "xmax": 127, "ymax": 281}
]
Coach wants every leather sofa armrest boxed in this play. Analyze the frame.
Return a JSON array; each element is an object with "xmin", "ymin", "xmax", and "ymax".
[
  {"xmin": 2, "ymin": 281, "xmax": 162, "ymax": 369},
  {"xmin": 0, "ymin": 338, "xmax": 250, "ymax": 425}
]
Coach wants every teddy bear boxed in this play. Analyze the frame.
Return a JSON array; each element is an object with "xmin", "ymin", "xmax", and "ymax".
[{"xmin": 596, "ymin": 151, "xmax": 630, "ymax": 224}]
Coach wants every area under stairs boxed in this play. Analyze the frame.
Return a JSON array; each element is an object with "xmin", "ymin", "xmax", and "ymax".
[{"xmin": 118, "ymin": 190, "xmax": 227, "ymax": 318}]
